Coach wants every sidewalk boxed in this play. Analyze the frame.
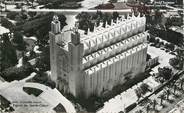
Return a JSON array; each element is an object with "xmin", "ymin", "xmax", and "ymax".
[{"xmin": 130, "ymin": 72, "xmax": 184, "ymax": 113}]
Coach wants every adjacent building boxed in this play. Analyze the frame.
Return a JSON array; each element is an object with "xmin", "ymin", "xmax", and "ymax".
[{"xmin": 49, "ymin": 14, "xmax": 148, "ymax": 98}]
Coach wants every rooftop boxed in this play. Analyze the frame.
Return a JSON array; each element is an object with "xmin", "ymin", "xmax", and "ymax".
[
  {"xmin": 58, "ymin": 13, "xmax": 145, "ymax": 51},
  {"xmin": 169, "ymin": 25, "xmax": 184, "ymax": 35},
  {"xmin": 162, "ymin": 11, "xmax": 181, "ymax": 18}
]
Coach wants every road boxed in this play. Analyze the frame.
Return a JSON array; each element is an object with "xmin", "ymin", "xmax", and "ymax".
[
  {"xmin": 130, "ymin": 71, "xmax": 184, "ymax": 113},
  {"xmin": 165, "ymin": 5, "xmax": 183, "ymax": 11},
  {"xmin": 24, "ymin": 82, "xmax": 76, "ymax": 113},
  {"xmin": 4, "ymin": 8, "xmax": 132, "ymax": 14},
  {"xmin": 0, "ymin": 81, "xmax": 76, "ymax": 113}
]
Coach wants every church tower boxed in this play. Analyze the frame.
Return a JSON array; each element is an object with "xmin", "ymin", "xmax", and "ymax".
[
  {"xmin": 49, "ymin": 15, "xmax": 61, "ymax": 85},
  {"xmin": 68, "ymin": 28, "xmax": 84, "ymax": 97}
]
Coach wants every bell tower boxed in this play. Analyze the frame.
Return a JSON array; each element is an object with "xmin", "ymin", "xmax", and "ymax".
[
  {"xmin": 68, "ymin": 27, "xmax": 84, "ymax": 97},
  {"xmin": 49, "ymin": 15, "xmax": 61, "ymax": 85},
  {"xmin": 51, "ymin": 15, "xmax": 61, "ymax": 34}
]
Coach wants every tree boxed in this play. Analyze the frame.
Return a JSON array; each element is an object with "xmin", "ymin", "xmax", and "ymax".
[
  {"xmin": 176, "ymin": 48, "xmax": 184, "ymax": 69},
  {"xmin": 1, "ymin": 18, "xmax": 15, "ymax": 31},
  {"xmin": 76, "ymin": 12, "xmax": 91, "ymax": 32},
  {"xmin": 3, "ymin": 1, "xmax": 7, "ymax": 10},
  {"xmin": 164, "ymin": 89, "xmax": 171, "ymax": 100},
  {"xmin": 135, "ymin": 87, "xmax": 142, "ymax": 100},
  {"xmin": 152, "ymin": 99, "xmax": 157, "ymax": 111},
  {"xmin": 169, "ymin": 57, "xmax": 180, "ymax": 66},
  {"xmin": 112, "ymin": 12, "xmax": 119, "ymax": 21},
  {"xmin": 158, "ymin": 67, "xmax": 172, "ymax": 81},
  {"xmin": 169, "ymin": 57, "xmax": 182, "ymax": 69},
  {"xmin": 32, "ymin": 72, "xmax": 48, "ymax": 84},
  {"xmin": 109, "ymin": 0, "xmax": 118, "ymax": 3},
  {"xmin": 102, "ymin": 13, "xmax": 111, "ymax": 26},
  {"xmin": 76, "ymin": 12, "xmax": 90, "ymax": 21},
  {"xmin": 29, "ymin": 0, "xmax": 34, "ymax": 7},
  {"xmin": 154, "ymin": 9, "xmax": 162, "ymax": 24},
  {"xmin": 168, "ymin": 43, "xmax": 175, "ymax": 51},
  {"xmin": 93, "ymin": 11, "xmax": 103, "ymax": 20},
  {"xmin": 29, "ymin": 49, "xmax": 37, "ymax": 59},
  {"xmin": 173, "ymin": 84, "xmax": 177, "ymax": 94},
  {"xmin": 37, "ymin": 0, "xmax": 50, "ymax": 5},
  {"xmin": 7, "ymin": 12, "xmax": 19, "ymax": 20},
  {"xmin": 148, "ymin": 36, "xmax": 156, "ymax": 43},
  {"xmin": 28, "ymin": 12, "xmax": 37, "ymax": 18},
  {"xmin": 158, "ymin": 94, "xmax": 165, "ymax": 106},
  {"xmin": 35, "ymin": 46, "xmax": 50, "ymax": 71},
  {"xmin": 146, "ymin": 104, "xmax": 150, "ymax": 113},
  {"xmin": 140, "ymin": 83, "xmax": 150, "ymax": 94},
  {"xmin": 1, "ymin": 63, "xmax": 33, "ymax": 82},
  {"xmin": 155, "ymin": 38, "xmax": 160, "ymax": 44},
  {"xmin": 12, "ymin": 31, "xmax": 26, "ymax": 51},
  {"xmin": 0, "ymin": 33, "xmax": 18, "ymax": 71},
  {"xmin": 20, "ymin": 12, "xmax": 28, "ymax": 20},
  {"xmin": 179, "ymin": 78, "xmax": 184, "ymax": 90}
]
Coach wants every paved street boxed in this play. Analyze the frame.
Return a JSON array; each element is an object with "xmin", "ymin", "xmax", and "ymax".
[
  {"xmin": 169, "ymin": 98, "xmax": 184, "ymax": 113},
  {"xmin": 0, "ymin": 81, "xmax": 76, "ymax": 113},
  {"xmin": 130, "ymin": 71, "xmax": 184, "ymax": 113}
]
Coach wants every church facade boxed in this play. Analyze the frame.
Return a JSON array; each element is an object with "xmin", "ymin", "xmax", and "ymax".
[{"xmin": 49, "ymin": 14, "xmax": 148, "ymax": 98}]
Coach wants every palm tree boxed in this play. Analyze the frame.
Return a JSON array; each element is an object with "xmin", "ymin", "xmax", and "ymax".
[
  {"xmin": 29, "ymin": 0, "xmax": 34, "ymax": 7},
  {"xmin": 158, "ymin": 94, "xmax": 165, "ymax": 106},
  {"xmin": 152, "ymin": 99, "xmax": 157, "ymax": 111},
  {"xmin": 165, "ymin": 89, "xmax": 171, "ymax": 100},
  {"xmin": 179, "ymin": 78, "xmax": 184, "ymax": 90},
  {"xmin": 176, "ymin": 47, "xmax": 184, "ymax": 69},
  {"xmin": 173, "ymin": 84, "xmax": 177, "ymax": 95},
  {"xmin": 158, "ymin": 67, "xmax": 172, "ymax": 81},
  {"xmin": 3, "ymin": 1, "xmax": 7, "ymax": 10},
  {"xmin": 135, "ymin": 88, "xmax": 142, "ymax": 101},
  {"xmin": 146, "ymin": 104, "xmax": 150, "ymax": 113}
]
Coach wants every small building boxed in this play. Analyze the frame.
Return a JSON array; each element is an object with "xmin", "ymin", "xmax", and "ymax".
[
  {"xmin": 161, "ymin": 11, "xmax": 182, "ymax": 26},
  {"xmin": 167, "ymin": 26, "xmax": 184, "ymax": 45}
]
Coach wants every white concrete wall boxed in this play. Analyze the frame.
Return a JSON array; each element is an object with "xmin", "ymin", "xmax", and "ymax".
[{"xmin": 83, "ymin": 44, "xmax": 148, "ymax": 98}]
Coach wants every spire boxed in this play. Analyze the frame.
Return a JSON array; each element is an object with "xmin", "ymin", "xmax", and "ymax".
[
  {"xmin": 93, "ymin": 22, "xmax": 97, "ymax": 32},
  {"xmin": 137, "ymin": 12, "xmax": 140, "ymax": 17},
  {"xmin": 53, "ymin": 15, "xmax": 59, "ymax": 21},
  {"xmin": 51, "ymin": 15, "xmax": 61, "ymax": 34},
  {"xmin": 71, "ymin": 22, "xmax": 80, "ymax": 45},
  {"xmin": 121, "ymin": 15, "xmax": 125, "ymax": 19},
  {"xmin": 105, "ymin": 21, "xmax": 108, "ymax": 28},
  {"xmin": 111, "ymin": 19, "xmax": 113, "ymax": 26},
  {"xmin": 116, "ymin": 17, "xmax": 119, "ymax": 23},
  {"xmin": 74, "ymin": 22, "xmax": 79, "ymax": 33},
  {"xmin": 127, "ymin": 13, "xmax": 130, "ymax": 18},
  {"xmin": 132, "ymin": 12, "xmax": 135, "ymax": 18},
  {"xmin": 87, "ymin": 28, "xmax": 90, "ymax": 34}
]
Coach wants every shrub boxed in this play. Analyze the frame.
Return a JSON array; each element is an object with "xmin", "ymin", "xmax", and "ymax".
[
  {"xmin": 1, "ymin": 33, "xmax": 18, "ymax": 71},
  {"xmin": 169, "ymin": 57, "xmax": 183, "ymax": 70},
  {"xmin": 1, "ymin": 18, "xmax": 15, "ymax": 31},
  {"xmin": 1, "ymin": 63, "xmax": 34, "ymax": 82},
  {"xmin": 7, "ymin": 12, "xmax": 19, "ymax": 20},
  {"xmin": 23, "ymin": 87, "xmax": 43, "ymax": 96},
  {"xmin": 140, "ymin": 83, "xmax": 150, "ymax": 94},
  {"xmin": 158, "ymin": 67, "xmax": 172, "ymax": 81}
]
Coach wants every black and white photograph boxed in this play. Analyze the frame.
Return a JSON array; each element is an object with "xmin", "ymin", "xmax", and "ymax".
[{"xmin": 0, "ymin": 0, "xmax": 184, "ymax": 113}]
